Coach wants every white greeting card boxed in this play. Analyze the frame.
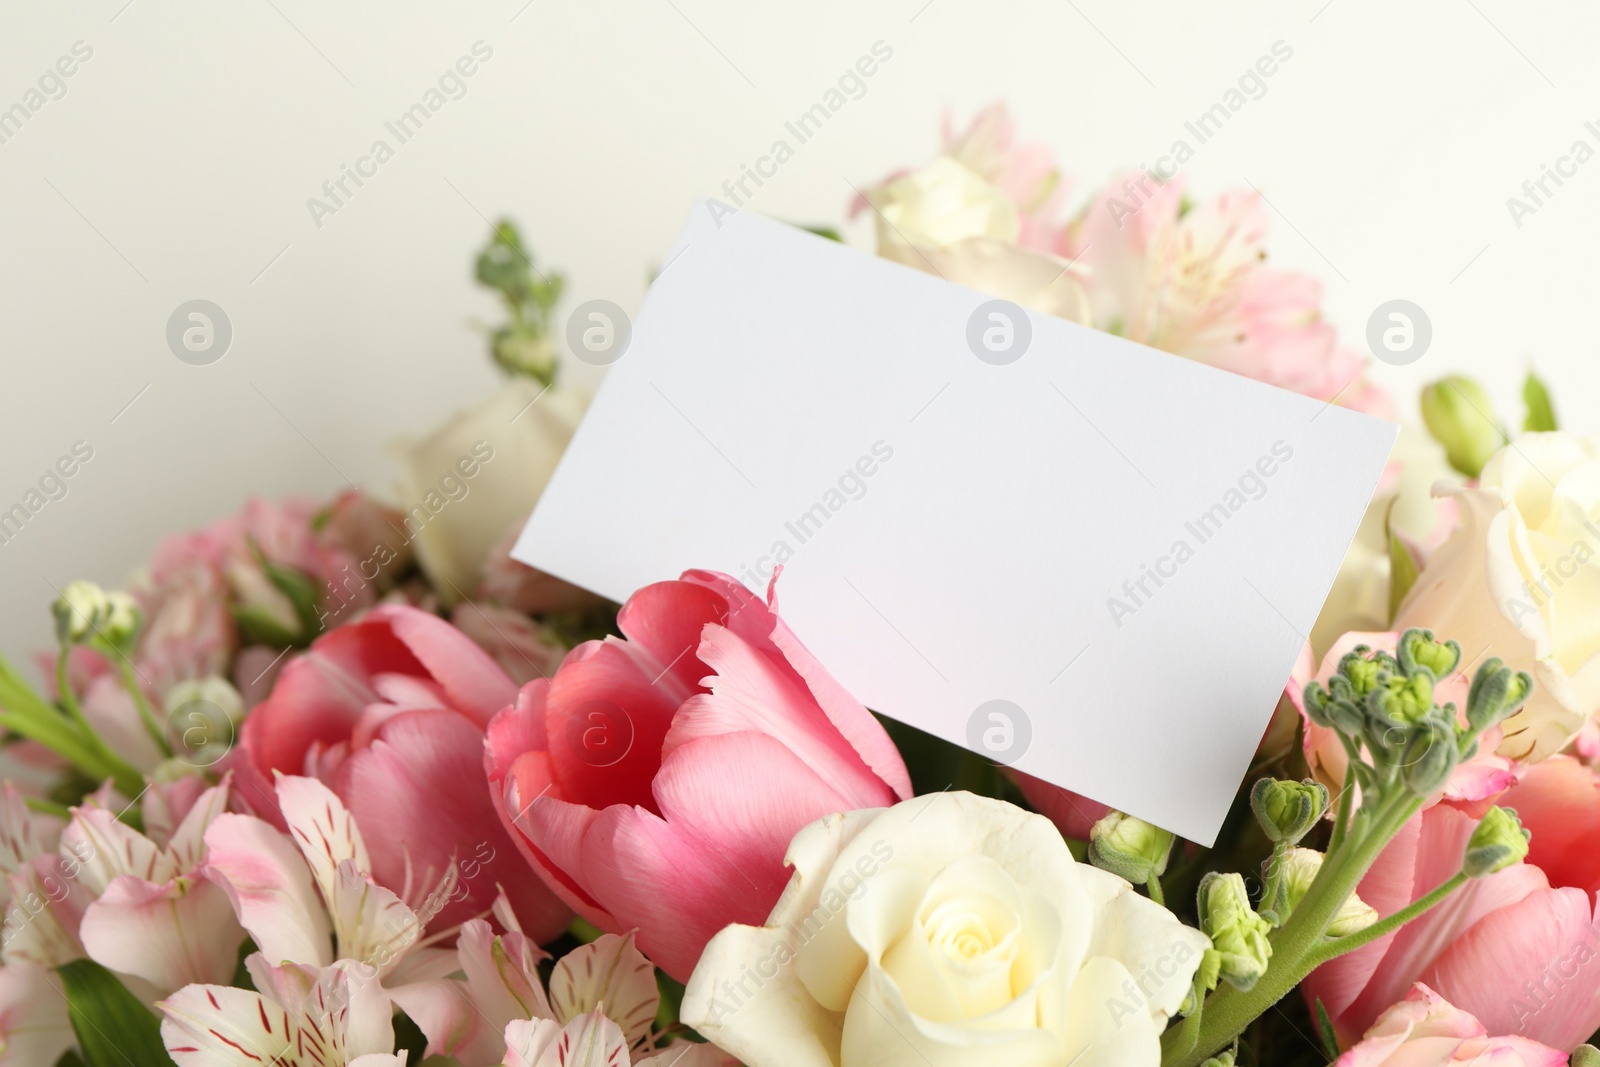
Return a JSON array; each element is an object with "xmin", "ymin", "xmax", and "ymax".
[{"xmin": 514, "ymin": 202, "xmax": 1395, "ymax": 845}]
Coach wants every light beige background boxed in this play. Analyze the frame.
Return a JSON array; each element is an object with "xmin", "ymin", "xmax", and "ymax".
[{"xmin": 1, "ymin": 0, "xmax": 1593, "ymax": 666}]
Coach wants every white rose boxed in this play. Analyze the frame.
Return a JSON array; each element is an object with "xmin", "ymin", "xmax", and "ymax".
[
  {"xmin": 393, "ymin": 377, "xmax": 586, "ymax": 603},
  {"xmin": 867, "ymin": 157, "xmax": 1088, "ymax": 323},
  {"xmin": 682, "ymin": 792, "xmax": 1208, "ymax": 1067},
  {"xmin": 1397, "ymin": 431, "xmax": 1600, "ymax": 761}
]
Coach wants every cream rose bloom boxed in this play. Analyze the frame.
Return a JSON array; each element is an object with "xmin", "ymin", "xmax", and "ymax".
[
  {"xmin": 866, "ymin": 157, "xmax": 1088, "ymax": 323},
  {"xmin": 393, "ymin": 377, "xmax": 586, "ymax": 602},
  {"xmin": 682, "ymin": 792, "xmax": 1208, "ymax": 1067},
  {"xmin": 1397, "ymin": 431, "xmax": 1600, "ymax": 761}
]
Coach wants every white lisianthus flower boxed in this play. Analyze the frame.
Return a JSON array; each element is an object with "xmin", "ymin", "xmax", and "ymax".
[
  {"xmin": 393, "ymin": 378, "xmax": 586, "ymax": 603},
  {"xmin": 682, "ymin": 792, "xmax": 1208, "ymax": 1067},
  {"xmin": 1396, "ymin": 432, "xmax": 1600, "ymax": 761},
  {"xmin": 866, "ymin": 157, "xmax": 1089, "ymax": 323}
]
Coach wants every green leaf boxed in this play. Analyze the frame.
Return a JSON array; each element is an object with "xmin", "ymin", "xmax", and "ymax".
[
  {"xmin": 1523, "ymin": 369, "xmax": 1558, "ymax": 432},
  {"xmin": 394, "ymin": 1009, "xmax": 430, "ymax": 1065},
  {"xmin": 1315, "ymin": 997, "xmax": 1341, "ymax": 1061},
  {"xmin": 56, "ymin": 958, "xmax": 176, "ymax": 1067},
  {"xmin": 1386, "ymin": 501, "xmax": 1423, "ymax": 622},
  {"xmin": 800, "ymin": 224, "xmax": 843, "ymax": 242}
]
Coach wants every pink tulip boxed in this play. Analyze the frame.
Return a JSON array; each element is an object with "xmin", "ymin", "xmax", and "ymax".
[
  {"xmin": 1333, "ymin": 983, "xmax": 1566, "ymax": 1066},
  {"xmin": 234, "ymin": 604, "xmax": 569, "ymax": 941},
  {"xmin": 1305, "ymin": 757, "xmax": 1600, "ymax": 1051},
  {"xmin": 485, "ymin": 570, "xmax": 912, "ymax": 981}
]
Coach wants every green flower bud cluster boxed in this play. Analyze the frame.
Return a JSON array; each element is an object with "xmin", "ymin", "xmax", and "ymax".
[
  {"xmin": 1251, "ymin": 778, "xmax": 1328, "ymax": 845},
  {"xmin": 1464, "ymin": 806, "xmax": 1531, "ymax": 877},
  {"xmin": 1088, "ymin": 811, "xmax": 1174, "ymax": 885},
  {"xmin": 1197, "ymin": 872, "xmax": 1273, "ymax": 992},
  {"xmin": 475, "ymin": 218, "xmax": 565, "ymax": 386},
  {"xmin": 1301, "ymin": 628, "xmax": 1533, "ymax": 802}
]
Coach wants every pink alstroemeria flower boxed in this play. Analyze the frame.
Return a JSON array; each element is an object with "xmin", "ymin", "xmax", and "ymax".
[
  {"xmin": 64, "ymin": 778, "xmax": 243, "ymax": 995},
  {"xmin": 1333, "ymin": 983, "xmax": 1566, "ymax": 1066},
  {"xmin": 486, "ymin": 570, "xmax": 912, "ymax": 982},
  {"xmin": 0, "ymin": 959, "xmax": 74, "ymax": 1066},
  {"xmin": 233, "ymin": 603, "xmax": 569, "ymax": 940},
  {"xmin": 204, "ymin": 774, "xmax": 461, "ymax": 985}
]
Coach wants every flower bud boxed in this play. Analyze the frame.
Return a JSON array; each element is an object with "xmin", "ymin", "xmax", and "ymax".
[
  {"xmin": 1466, "ymin": 658, "xmax": 1535, "ymax": 734},
  {"xmin": 1420, "ymin": 375, "xmax": 1504, "ymax": 479},
  {"xmin": 1395, "ymin": 628, "xmax": 1461, "ymax": 680},
  {"xmin": 164, "ymin": 676, "xmax": 244, "ymax": 765},
  {"xmin": 1335, "ymin": 647, "xmax": 1384, "ymax": 697},
  {"xmin": 100, "ymin": 592, "xmax": 142, "ymax": 652},
  {"xmin": 1197, "ymin": 872, "xmax": 1272, "ymax": 991},
  {"xmin": 1368, "ymin": 671, "xmax": 1435, "ymax": 729},
  {"xmin": 1275, "ymin": 848, "xmax": 1377, "ymax": 936},
  {"xmin": 1088, "ymin": 811, "xmax": 1174, "ymax": 884},
  {"xmin": 1571, "ymin": 1044, "xmax": 1600, "ymax": 1067},
  {"xmin": 52, "ymin": 581, "xmax": 111, "ymax": 645},
  {"xmin": 1464, "ymin": 806, "xmax": 1530, "ymax": 877},
  {"xmin": 1401, "ymin": 718, "xmax": 1460, "ymax": 795},
  {"xmin": 1251, "ymin": 778, "xmax": 1328, "ymax": 845}
]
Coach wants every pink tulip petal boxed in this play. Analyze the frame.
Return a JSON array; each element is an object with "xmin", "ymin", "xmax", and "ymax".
[
  {"xmin": 366, "ymin": 605, "xmax": 517, "ymax": 726},
  {"xmin": 613, "ymin": 578, "xmax": 729, "ymax": 700},
  {"xmin": 1500, "ymin": 755, "xmax": 1600, "ymax": 896},
  {"xmin": 653, "ymin": 730, "xmax": 851, "ymax": 904},
  {"xmin": 338, "ymin": 708, "xmax": 568, "ymax": 941},
  {"xmin": 663, "ymin": 624, "xmax": 897, "ymax": 811},
  {"xmin": 543, "ymin": 640, "xmax": 681, "ymax": 813},
  {"xmin": 1344, "ymin": 805, "xmax": 1548, "ymax": 1028},
  {"xmin": 504, "ymin": 779, "xmax": 613, "ymax": 924},
  {"xmin": 766, "ymin": 610, "xmax": 913, "ymax": 801},
  {"xmin": 575, "ymin": 802, "xmax": 765, "ymax": 982},
  {"xmin": 1423, "ymin": 887, "xmax": 1600, "ymax": 1050}
]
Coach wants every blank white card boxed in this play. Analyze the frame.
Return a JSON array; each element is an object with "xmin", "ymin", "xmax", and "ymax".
[{"xmin": 516, "ymin": 202, "xmax": 1395, "ymax": 845}]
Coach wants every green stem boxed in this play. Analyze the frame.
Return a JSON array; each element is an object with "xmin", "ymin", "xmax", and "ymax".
[
  {"xmin": 1328, "ymin": 757, "xmax": 1357, "ymax": 852},
  {"xmin": 1163, "ymin": 791, "xmax": 1424, "ymax": 1067},
  {"xmin": 1304, "ymin": 871, "xmax": 1467, "ymax": 969},
  {"xmin": 52, "ymin": 649, "xmax": 146, "ymax": 797},
  {"xmin": 114, "ymin": 659, "xmax": 172, "ymax": 757},
  {"xmin": 24, "ymin": 796, "xmax": 71, "ymax": 819},
  {"xmin": 1147, "ymin": 874, "xmax": 1166, "ymax": 907}
]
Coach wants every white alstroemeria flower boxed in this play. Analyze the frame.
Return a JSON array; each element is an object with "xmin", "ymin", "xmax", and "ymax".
[
  {"xmin": 62, "ymin": 778, "xmax": 244, "ymax": 993},
  {"xmin": 201, "ymin": 773, "xmax": 459, "ymax": 984},
  {"xmin": 395, "ymin": 920, "xmax": 663, "ymax": 1066},
  {"xmin": 683, "ymin": 792, "xmax": 1209, "ymax": 1067},
  {"xmin": 500, "ymin": 1008, "xmax": 728, "ymax": 1067},
  {"xmin": 159, "ymin": 954, "xmax": 406, "ymax": 1067},
  {"xmin": 865, "ymin": 156, "xmax": 1090, "ymax": 323}
]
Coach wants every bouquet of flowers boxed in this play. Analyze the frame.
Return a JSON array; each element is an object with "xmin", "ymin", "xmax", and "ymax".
[{"xmin": 3, "ymin": 105, "xmax": 1598, "ymax": 1067}]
